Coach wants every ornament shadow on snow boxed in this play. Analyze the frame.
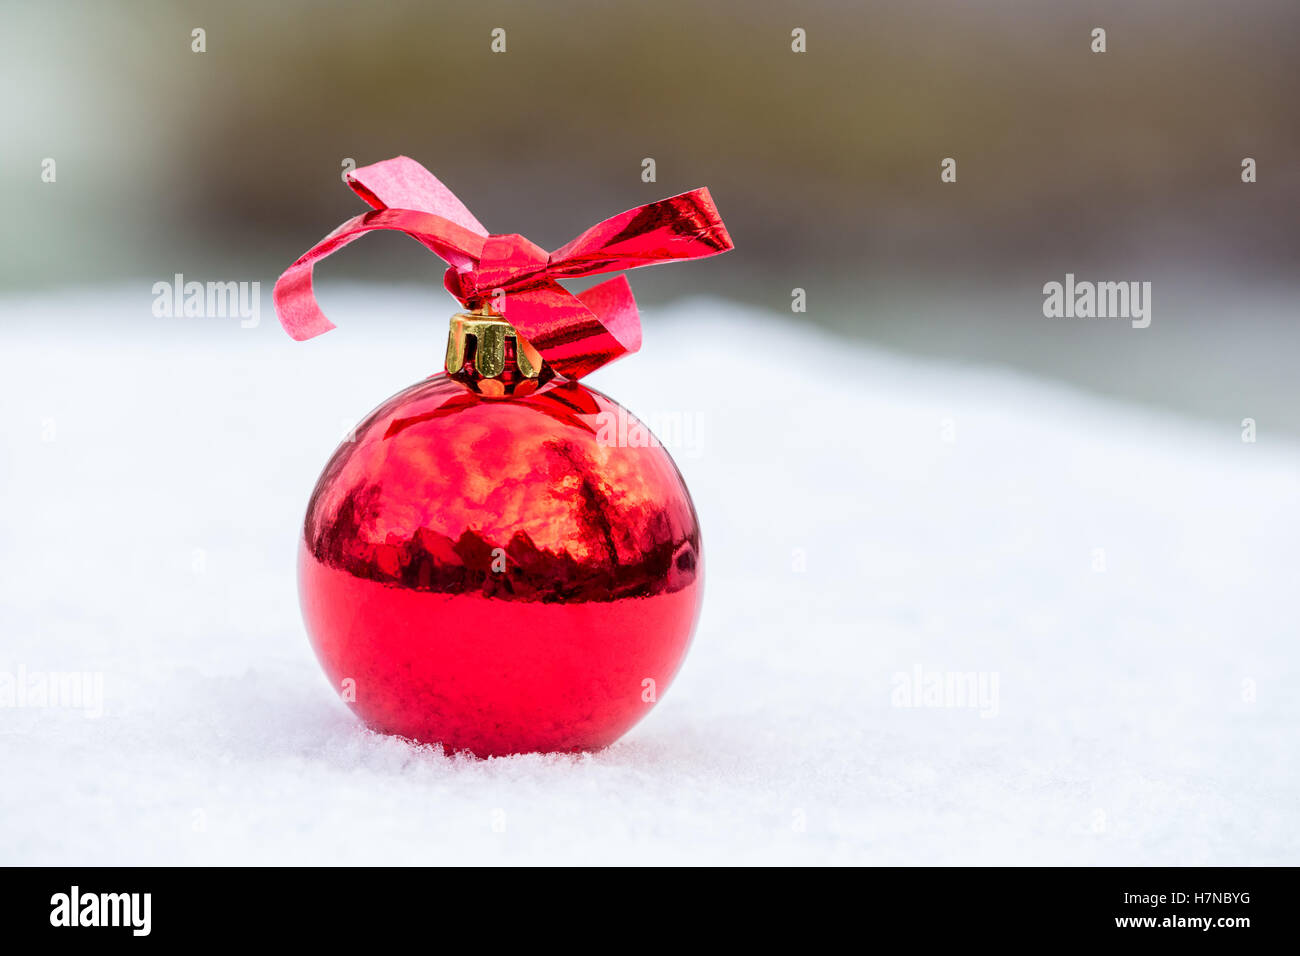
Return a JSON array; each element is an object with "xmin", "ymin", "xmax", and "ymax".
[{"xmin": 274, "ymin": 156, "xmax": 733, "ymax": 757}]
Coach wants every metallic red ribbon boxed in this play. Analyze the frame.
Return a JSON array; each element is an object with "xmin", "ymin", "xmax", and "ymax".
[{"xmin": 273, "ymin": 156, "xmax": 734, "ymax": 379}]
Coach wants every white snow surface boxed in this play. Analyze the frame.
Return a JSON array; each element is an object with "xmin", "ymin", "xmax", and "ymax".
[{"xmin": 1, "ymin": 285, "xmax": 1296, "ymax": 865}]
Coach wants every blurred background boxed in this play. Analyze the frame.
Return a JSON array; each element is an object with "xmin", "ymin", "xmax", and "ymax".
[{"xmin": 3, "ymin": 0, "xmax": 1298, "ymax": 431}]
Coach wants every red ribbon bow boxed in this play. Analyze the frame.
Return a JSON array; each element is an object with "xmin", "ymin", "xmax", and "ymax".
[{"xmin": 273, "ymin": 156, "xmax": 734, "ymax": 380}]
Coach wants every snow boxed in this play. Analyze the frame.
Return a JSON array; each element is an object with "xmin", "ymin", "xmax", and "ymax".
[{"xmin": 1, "ymin": 285, "xmax": 1296, "ymax": 865}]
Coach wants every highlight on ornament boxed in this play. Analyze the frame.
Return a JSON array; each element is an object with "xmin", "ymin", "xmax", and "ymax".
[{"xmin": 274, "ymin": 156, "xmax": 733, "ymax": 757}]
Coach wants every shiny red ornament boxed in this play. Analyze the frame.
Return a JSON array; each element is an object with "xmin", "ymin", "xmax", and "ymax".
[
  {"xmin": 299, "ymin": 372, "xmax": 703, "ymax": 756},
  {"xmin": 276, "ymin": 157, "xmax": 732, "ymax": 757}
]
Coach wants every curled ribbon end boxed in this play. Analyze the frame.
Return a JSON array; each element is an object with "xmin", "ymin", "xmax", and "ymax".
[
  {"xmin": 283, "ymin": 316, "xmax": 337, "ymax": 342},
  {"xmin": 273, "ymin": 267, "xmax": 337, "ymax": 341}
]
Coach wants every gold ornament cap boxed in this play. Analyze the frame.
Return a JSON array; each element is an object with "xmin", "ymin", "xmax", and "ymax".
[{"xmin": 444, "ymin": 309, "xmax": 549, "ymax": 396}]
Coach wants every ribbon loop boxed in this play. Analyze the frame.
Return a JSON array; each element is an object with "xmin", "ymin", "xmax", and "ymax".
[{"xmin": 274, "ymin": 156, "xmax": 733, "ymax": 379}]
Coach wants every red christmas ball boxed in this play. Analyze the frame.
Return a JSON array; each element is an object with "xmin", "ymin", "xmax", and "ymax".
[{"xmin": 298, "ymin": 315, "xmax": 703, "ymax": 757}]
